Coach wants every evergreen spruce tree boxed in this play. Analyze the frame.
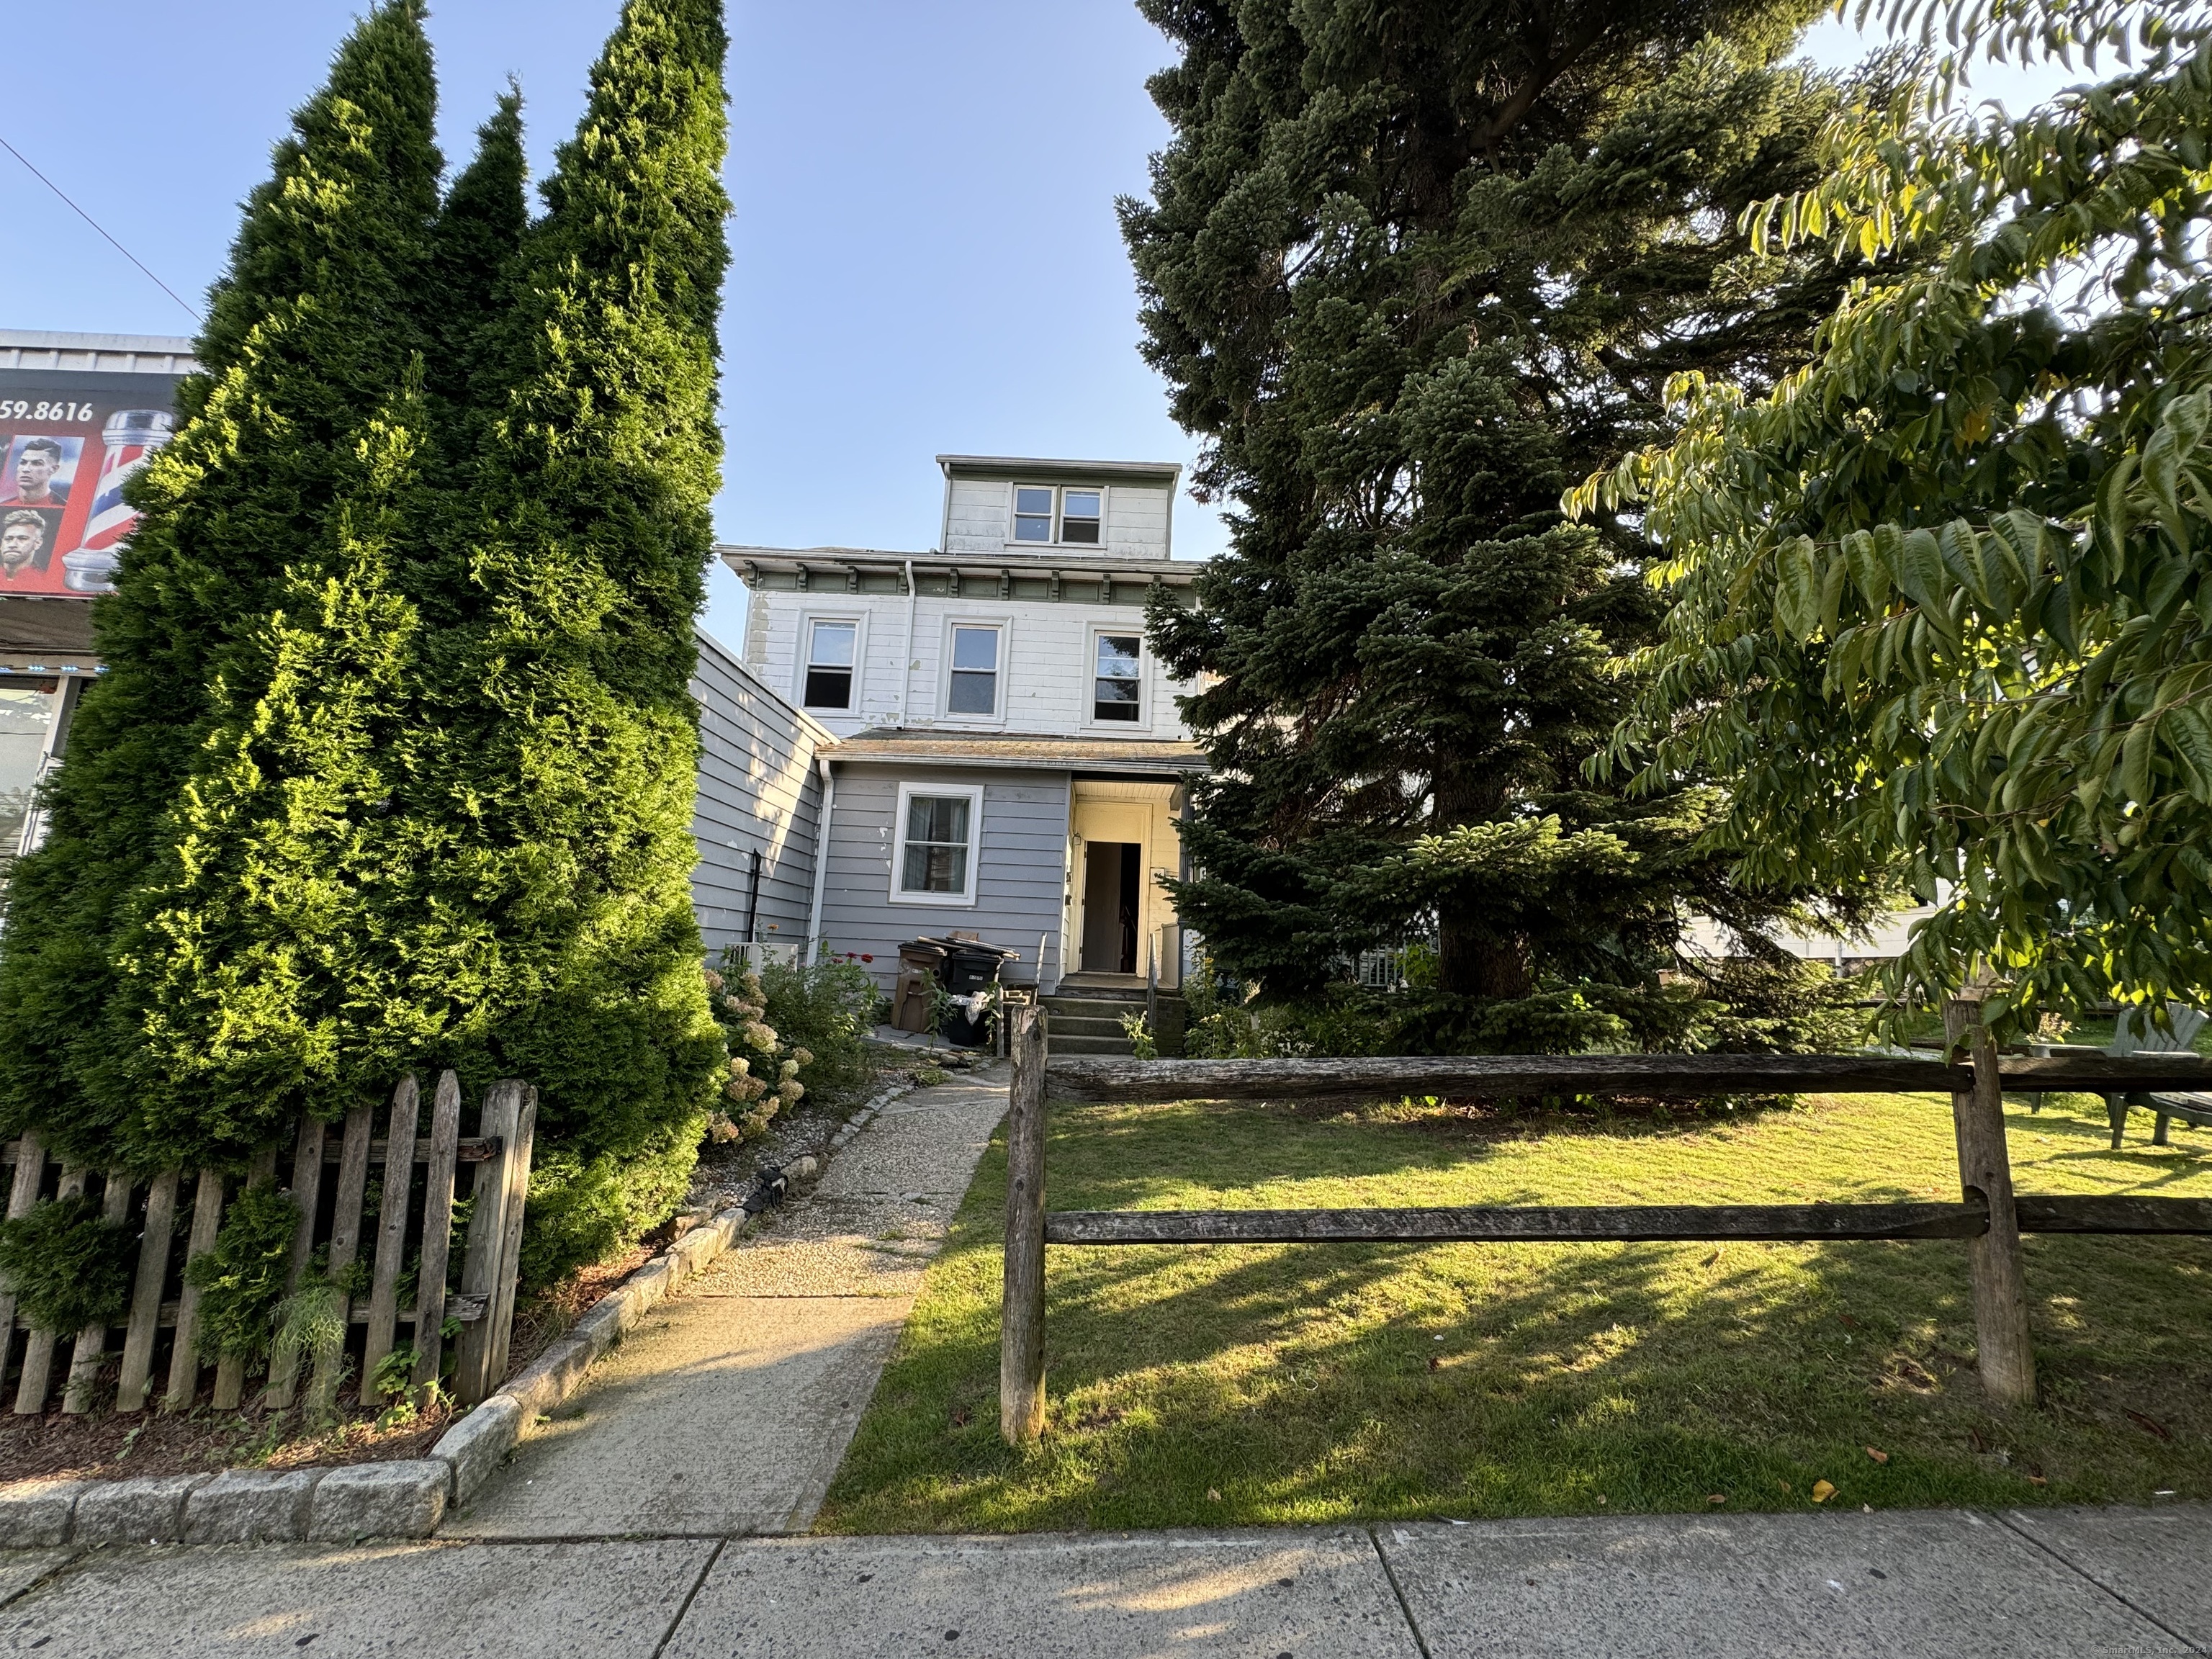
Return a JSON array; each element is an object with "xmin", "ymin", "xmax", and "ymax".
[
  {"xmin": 0, "ymin": 1, "xmax": 445, "ymax": 1166},
  {"xmin": 1124, "ymin": 1, "xmax": 1879, "ymax": 1049},
  {"xmin": 421, "ymin": 0, "xmax": 729, "ymax": 1280}
]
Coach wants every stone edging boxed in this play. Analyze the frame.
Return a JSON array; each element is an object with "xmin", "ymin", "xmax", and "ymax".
[{"xmin": 0, "ymin": 1074, "xmax": 919, "ymax": 1550}]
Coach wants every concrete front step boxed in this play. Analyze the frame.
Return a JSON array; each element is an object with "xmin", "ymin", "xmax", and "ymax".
[
  {"xmin": 1048, "ymin": 1015, "xmax": 1133, "ymax": 1039},
  {"xmin": 1049, "ymin": 1034, "xmax": 1139, "ymax": 1056}
]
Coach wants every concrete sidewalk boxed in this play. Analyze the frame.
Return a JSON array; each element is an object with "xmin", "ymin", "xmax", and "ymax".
[
  {"xmin": 441, "ymin": 1064, "xmax": 1012, "ymax": 1539},
  {"xmin": 0, "ymin": 1505, "xmax": 2203, "ymax": 1655}
]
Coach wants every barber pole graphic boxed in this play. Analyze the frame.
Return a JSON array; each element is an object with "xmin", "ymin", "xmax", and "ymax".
[{"xmin": 78, "ymin": 408, "xmax": 174, "ymax": 552}]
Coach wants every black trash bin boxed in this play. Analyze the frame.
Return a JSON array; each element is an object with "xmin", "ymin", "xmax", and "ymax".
[{"xmin": 901, "ymin": 935, "xmax": 1020, "ymax": 1047}]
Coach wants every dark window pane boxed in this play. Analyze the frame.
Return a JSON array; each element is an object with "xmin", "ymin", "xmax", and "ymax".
[
  {"xmin": 951, "ymin": 626, "xmax": 998, "ymax": 670},
  {"xmin": 1013, "ymin": 514, "xmax": 1051, "ymax": 541},
  {"xmin": 948, "ymin": 670, "xmax": 996, "ymax": 714},
  {"xmin": 906, "ymin": 793, "xmax": 971, "ymax": 847},
  {"xmin": 1058, "ymin": 516, "xmax": 1100, "ymax": 544},
  {"xmin": 804, "ymin": 667, "xmax": 852, "ymax": 709},
  {"xmin": 1094, "ymin": 680, "xmax": 1141, "ymax": 720},
  {"xmin": 807, "ymin": 621, "xmax": 855, "ymax": 667},
  {"xmin": 902, "ymin": 842, "xmax": 968, "ymax": 893}
]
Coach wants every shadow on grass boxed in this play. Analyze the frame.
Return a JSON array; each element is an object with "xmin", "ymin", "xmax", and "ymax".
[{"xmin": 818, "ymin": 1094, "xmax": 2212, "ymax": 1534}]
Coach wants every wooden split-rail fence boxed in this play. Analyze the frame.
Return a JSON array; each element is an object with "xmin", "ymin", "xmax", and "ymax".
[
  {"xmin": 0, "ymin": 1072, "xmax": 536, "ymax": 1419},
  {"xmin": 997, "ymin": 1003, "xmax": 2212, "ymax": 1442}
]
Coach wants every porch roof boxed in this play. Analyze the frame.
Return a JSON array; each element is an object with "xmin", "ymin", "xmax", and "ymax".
[{"xmin": 822, "ymin": 729, "xmax": 1207, "ymax": 775}]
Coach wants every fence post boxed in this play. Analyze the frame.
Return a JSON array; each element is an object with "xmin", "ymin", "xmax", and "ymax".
[
  {"xmin": 309, "ymin": 1103, "xmax": 377, "ymax": 1415},
  {"xmin": 411, "ymin": 1070, "xmax": 464, "ymax": 1398},
  {"xmin": 485, "ymin": 1086, "xmax": 536, "ymax": 1387},
  {"xmin": 115, "ymin": 1168, "xmax": 179, "ymax": 1411},
  {"xmin": 210, "ymin": 1146, "xmax": 280, "ymax": 1410},
  {"xmin": 1000, "ymin": 1004, "xmax": 1047, "ymax": 1443},
  {"xmin": 1944, "ymin": 997, "xmax": 2036, "ymax": 1406},
  {"xmin": 16, "ymin": 1166, "xmax": 87, "ymax": 1414},
  {"xmin": 0, "ymin": 1136, "xmax": 44, "ymax": 1385},
  {"xmin": 455, "ymin": 1081, "xmax": 525, "ymax": 1406},
  {"xmin": 163, "ymin": 1167, "xmax": 225, "ymax": 1412},
  {"xmin": 361, "ymin": 1074, "xmax": 421, "ymax": 1392},
  {"xmin": 62, "ymin": 1168, "xmax": 134, "ymax": 1413},
  {"xmin": 262, "ymin": 1116, "xmax": 326, "ymax": 1410}
]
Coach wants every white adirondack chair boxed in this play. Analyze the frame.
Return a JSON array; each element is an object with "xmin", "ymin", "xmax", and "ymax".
[{"xmin": 2104, "ymin": 1004, "xmax": 2211, "ymax": 1148}]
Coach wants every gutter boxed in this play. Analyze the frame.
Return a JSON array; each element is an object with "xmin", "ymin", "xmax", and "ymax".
[{"xmin": 805, "ymin": 754, "xmax": 835, "ymax": 964}]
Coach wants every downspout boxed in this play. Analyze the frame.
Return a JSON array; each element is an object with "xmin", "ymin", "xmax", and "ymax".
[
  {"xmin": 899, "ymin": 558, "xmax": 918, "ymax": 728},
  {"xmin": 805, "ymin": 755, "xmax": 835, "ymax": 965}
]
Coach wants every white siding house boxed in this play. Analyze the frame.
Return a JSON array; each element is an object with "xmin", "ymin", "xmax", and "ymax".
[{"xmin": 709, "ymin": 454, "xmax": 1205, "ymax": 994}]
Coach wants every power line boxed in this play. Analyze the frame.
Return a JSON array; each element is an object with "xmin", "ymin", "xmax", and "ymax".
[{"xmin": 0, "ymin": 134, "xmax": 202, "ymax": 325}]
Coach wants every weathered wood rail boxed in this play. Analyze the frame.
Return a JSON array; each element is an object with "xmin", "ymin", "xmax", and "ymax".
[
  {"xmin": 0, "ymin": 1072, "xmax": 536, "ymax": 1419},
  {"xmin": 998, "ymin": 1007, "xmax": 2212, "ymax": 1442}
]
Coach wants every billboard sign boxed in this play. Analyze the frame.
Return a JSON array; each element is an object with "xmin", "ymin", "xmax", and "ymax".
[{"xmin": 0, "ymin": 364, "xmax": 187, "ymax": 598}]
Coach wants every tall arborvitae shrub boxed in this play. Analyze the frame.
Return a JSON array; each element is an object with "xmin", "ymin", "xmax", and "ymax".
[
  {"xmin": 0, "ymin": 2, "xmax": 445, "ymax": 1167},
  {"xmin": 421, "ymin": 0, "xmax": 729, "ymax": 1282},
  {"xmin": 1123, "ymin": 1, "xmax": 1880, "ymax": 1051}
]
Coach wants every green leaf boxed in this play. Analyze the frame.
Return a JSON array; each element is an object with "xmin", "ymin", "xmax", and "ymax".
[
  {"xmin": 1776, "ymin": 539, "xmax": 1821, "ymax": 641},
  {"xmin": 1892, "ymin": 527, "xmax": 1949, "ymax": 612}
]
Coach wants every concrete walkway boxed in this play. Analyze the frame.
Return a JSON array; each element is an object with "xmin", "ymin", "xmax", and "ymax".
[
  {"xmin": 442, "ymin": 1064, "xmax": 1012, "ymax": 1539},
  {"xmin": 0, "ymin": 1504, "xmax": 2203, "ymax": 1655}
]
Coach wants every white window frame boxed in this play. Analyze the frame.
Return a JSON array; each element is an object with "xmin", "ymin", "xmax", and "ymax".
[
  {"xmin": 938, "ymin": 616, "xmax": 1008, "ymax": 725},
  {"xmin": 1004, "ymin": 482, "xmax": 1110, "ymax": 549},
  {"xmin": 1056, "ymin": 485, "xmax": 1106, "ymax": 547},
  {"xmin": 796, "ymin": 611, "xmax": 866, "ymax": 714},
  {"xmin": 889, "ymin": 781, "xmax": 984, "ymax": 907},
  {"xmin": 1084, "ymin": 624, "xmax": 1148, "ymax": 729}
]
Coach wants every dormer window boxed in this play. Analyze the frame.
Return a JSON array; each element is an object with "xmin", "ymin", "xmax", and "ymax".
[
  {"xmin": 1013, "ymin": 487, "xmax": 1053, "ymax": 542},
  {"xmin": 1059, "ymin": 490, "xmax": 1102, "ymax": 544},
  {"xmin": 1011, "ymin": 485, "xmax": 1104, "ymax": 546}
]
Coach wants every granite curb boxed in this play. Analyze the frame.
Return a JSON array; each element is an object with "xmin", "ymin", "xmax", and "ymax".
[{"xmin": 0, "ymin": 1076, "xmax": 919, "ymax": 1549}]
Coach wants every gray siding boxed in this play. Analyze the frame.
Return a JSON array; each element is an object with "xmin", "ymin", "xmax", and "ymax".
[
  {"xmin": 691, "ymin": 631, "xmax": 826, "ymax": 956},
  {"xmin": 817, "ymin": 763, "xmax": 1067, "ymax": 991}
]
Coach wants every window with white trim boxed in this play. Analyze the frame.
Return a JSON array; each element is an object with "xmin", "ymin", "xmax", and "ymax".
[
  {"xmin": 1058, "ymin": 488, "xmax": 1102, "ymax": 544},
  {"xmin": 1013, "ymin": 486, "xmax": 1054, "ymax": 543},
  {"xmin": 1092, "ymin": 631, "xmax": 1143, "ymax": 723},
  {"xmin": 946, "ymin": 623, "xmax": 1002, "ymax": 716},
  {"xmin": 891, "ymin": 783, "xmax": 982, "ymax": 904},
  {"xmin": 1010, "ymin": 484, "xmax": 1105, "ymax": 546},
  {"xmin": 802, "ymin": 619, "xmax": 857, "ymax": 710}
]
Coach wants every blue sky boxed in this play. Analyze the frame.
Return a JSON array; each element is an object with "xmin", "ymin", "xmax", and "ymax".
[{"xmin": 0, "ymin": 4, "xmax": 2069, "ymax": 649}]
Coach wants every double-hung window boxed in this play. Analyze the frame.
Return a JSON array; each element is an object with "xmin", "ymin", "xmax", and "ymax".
[
  {"xmin": 892, "ymin": 783, "xmax": 982, "ymax": 904},
  {"xmin": 802, "ymin": 619, "xmax": 856, "ymax": 710},
  {"xmin": 1093, "ymin": 633, "xmax": 1142, "ymax": 722},
  {"xmin": 1013, "ymin": 486, "xmax": 1055, "ymax": 543},
  {"xmin": 947, "ymin": 624, "xmax": 1001, "ymax": 716},
  {"xmin": 1011, "ymin": 485, "xmax": 1105, "ymax": 545},
  {"xmin": 1058, "ymin": 489, "xmax": 1102, "ymax": 544}
]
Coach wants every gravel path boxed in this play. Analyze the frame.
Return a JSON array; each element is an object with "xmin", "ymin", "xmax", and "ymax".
[{"xmin": 442, "ymin": 1064, "xmax": 1010, "ymax": 1539}]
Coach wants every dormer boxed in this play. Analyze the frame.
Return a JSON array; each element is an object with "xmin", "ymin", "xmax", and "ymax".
[{"xmin": 937, "ymin": 456, "xmax": 1181, "ymax": 562}]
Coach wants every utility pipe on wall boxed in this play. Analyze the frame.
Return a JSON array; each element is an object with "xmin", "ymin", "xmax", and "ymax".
[
  {"xmin": 899, "ymin": 557, "xmax": 918, "ymax": 728},
  {"xmin": 804, "ymin": 755, "xmax": 835, "ymax": 965}
]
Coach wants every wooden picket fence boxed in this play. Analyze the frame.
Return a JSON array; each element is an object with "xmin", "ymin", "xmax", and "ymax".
[
  {"xmin": 999, "ymin": 1005, "xmax": 2212, "ymax": 1441},
  {"xmin": 0, "ymin": 1072, "xmax": 536, "ymax": 1418}
]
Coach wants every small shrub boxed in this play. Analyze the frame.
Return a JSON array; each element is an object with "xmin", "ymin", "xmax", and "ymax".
[
  {"xmin": 0, "ymin": 1193, "xmax": 135, "ymax": 1334},
  {"xmin": 703, "ymin": 954, "xmax": 877, "ymax": 1144},
  {"xmin": 186, "ymin": 1179, "xmax": 301, "ymax": 1361},
  {"xmin": 914, "ymin": 1066, "xmax": 950, "ymax": 1087}
]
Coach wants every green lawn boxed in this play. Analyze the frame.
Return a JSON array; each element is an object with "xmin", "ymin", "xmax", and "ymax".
[{"xmin": 817, "ymin": 1089, "xmax": 2212, "ymax": 1532}]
